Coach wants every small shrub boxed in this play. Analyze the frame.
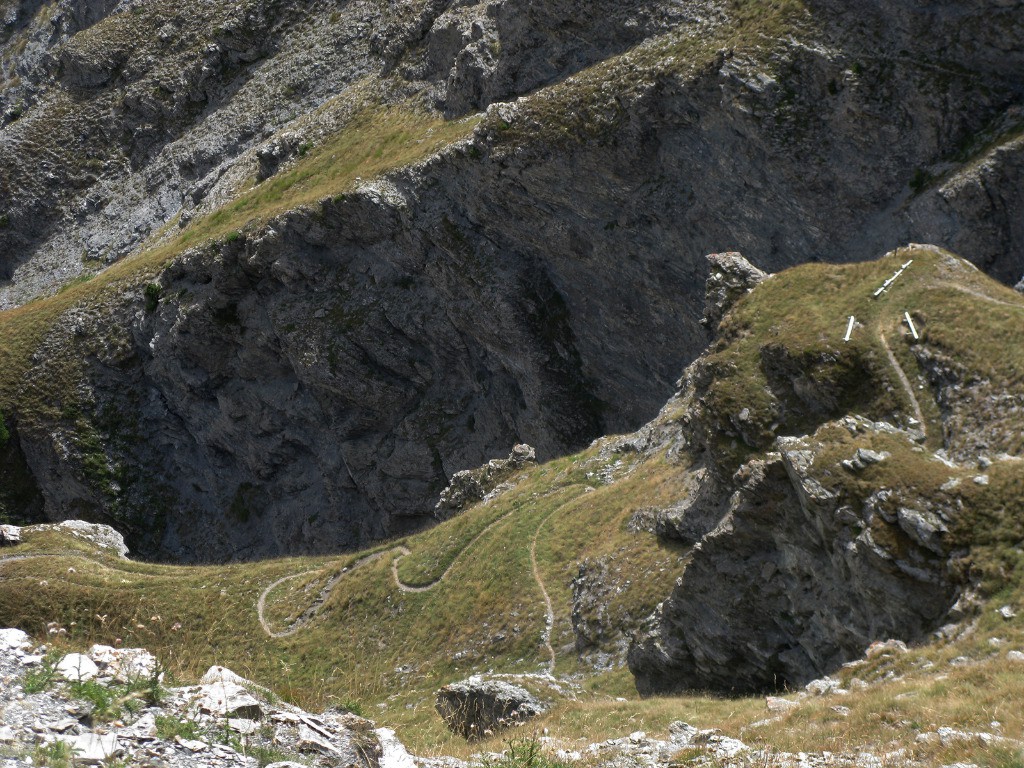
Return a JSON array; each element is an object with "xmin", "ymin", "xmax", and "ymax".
[
  {"xmin": 144, "ymin": 283, "xmax": 161, "ymax": 312},
  {"xmin": 68, "ymin": 667, "xmax": 167, "ymax": 723},
  {"xmin": 138, "ymin": 661, "xmax": 167, "ymax": 706},
  {"xmin": 224, "ymin": 230, "xmax": 242, "ymax": 243},
  {"xmin": 33, "ymin": 740, "xmax": 74, "ymax": 768},
  {"xmin": 339, "ymin": 698, "xmax": 365, "ymax": 717},
  {"xmin": 909, "ymin": 168, "xmax": 932, "ymax": 193},
  {"xmin": 249, "ymin": 744, "xmax": 293, "ymax": 767},
  {"xmin": 22, "ymin": 654, "xmax": 60, "ymax": 694},
  {"xmin": 68, "ymin": 680, "xmax": 118, "ymax": 720},
  {"xmin": 483, "ymin": 735, "xmax": 572, "ymax": 768},
  {"xmin": 155, "ymin": 714, "xmax": 201, "ymax": 741},
  {"xmin": 0, "ymin": 410, "xmax": 9, "ymax": 448}
]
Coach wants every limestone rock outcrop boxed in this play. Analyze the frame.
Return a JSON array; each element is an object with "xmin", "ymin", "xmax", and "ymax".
[
  {"xmin": 701, "ymin": 253, "xmax": 769, "ymax": 332},
  {"xmin": 0, "ymin": 637, "xmax": 384, "ymax": 768},
  {"xmin": 435, "ymin": 444, "xmax": 536, "ymax": 520},
  {"xmin": 628, "ymin": 426, "xmax": 960, "ymax": 693},
  {"xmin": 623, "ymin": 246, "xmax": 1016, "ymax": 694}
]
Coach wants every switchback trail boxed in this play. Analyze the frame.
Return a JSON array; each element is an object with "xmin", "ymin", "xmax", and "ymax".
[
  {"xmin": 389, "ymin": 504, "xmax": 520, "ymax": 593},
  {"xmin": 258, "ymin": 488, "xmax": 578, "ymax": 675},
  {"xmin": 257, "ymin": 551, "xmax": 389, "ymax": 639},
  {"xmin": 530, "ymin": 518, "xmax": 557, "ymax": 675},
  {"xmin": 258, "ymin": 503, "xmax": 525, "ymax": 637}
]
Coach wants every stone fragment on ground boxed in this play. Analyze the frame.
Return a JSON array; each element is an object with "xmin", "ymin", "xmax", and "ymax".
[{"xmin": 56, "ymin": 653, "xmax": 100, "ymax": 682}]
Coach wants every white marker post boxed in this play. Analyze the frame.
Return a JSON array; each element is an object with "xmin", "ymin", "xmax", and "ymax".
[
  {"xmin": 844, "ymin": 315, "xmax": 856, "ymax": 342},
  {"xmin": 904, "ymin": 311, "xmax": 919, "ymax": 340},
  {"xmin": 873, "ymin": 259, "xmax": 914, "ymax": 298}
]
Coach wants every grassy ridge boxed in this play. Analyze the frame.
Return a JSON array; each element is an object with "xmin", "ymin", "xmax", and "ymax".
[{"xmin": 698, "ymin": 246, "xmax": 1024, "ymax": 471}]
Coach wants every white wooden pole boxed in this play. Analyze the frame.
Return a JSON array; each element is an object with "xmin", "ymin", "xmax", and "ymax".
[
  {"xmin": 873, "ymin": 260, "xmax": 913, "ymax": 297},
  {"xmin": 844, "ymin": 315, "xmax": 855, "ymax": 342},
  {"xmin": 904, "ymin": 312, "xmax": 919, "ymax": 340}
]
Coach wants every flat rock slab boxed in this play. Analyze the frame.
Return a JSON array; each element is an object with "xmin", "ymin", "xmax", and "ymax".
[
  {"xmin": 58, "ymin": 733, "xmax": 119, "ymax": 763},
  {"xmin": 377, "ymin": 727, "xmax": 417, "ymax": 768},
  {"xmin": 194, "ymin": 681, "xmax": 263, "ymax": 719},
  {"xmin": 56, "ymin": 653, "xmax": 99, "ymax": 682},
  {"xmin": 89, "ymin": 645, "xmax": 160, "ymax": 682}
]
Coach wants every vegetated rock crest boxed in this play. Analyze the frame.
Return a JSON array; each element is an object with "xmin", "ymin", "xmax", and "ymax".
[
  {"xmin": 623, "ymin": 247, "xmax": 1022, "ymax": 693},
  {"xmin": 0, "ymin": 0, "xmax": 1023, "ymax": 561}
]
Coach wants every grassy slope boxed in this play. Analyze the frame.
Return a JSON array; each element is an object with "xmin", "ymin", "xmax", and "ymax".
[{"xmin": 1, "ymin": 246, "xmax": 1023, "ymax": 767}]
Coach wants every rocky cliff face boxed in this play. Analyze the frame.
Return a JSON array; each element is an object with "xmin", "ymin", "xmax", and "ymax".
[
  {"xmin": 627, "ymin": 421, "xmax": 962, "ymax": 693},
  {"xmin": 1, "ymin": 0, "xmax": 1023, "ymax": 560}
]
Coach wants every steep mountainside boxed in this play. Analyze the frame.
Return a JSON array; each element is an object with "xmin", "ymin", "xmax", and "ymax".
[
  {"xmin": 1, "ymin": 247, "xmax": 1022, "ymax": 768},
  {"xmin": 1, "ymin": 0, "xmax": 1023, "ymax": 560}
]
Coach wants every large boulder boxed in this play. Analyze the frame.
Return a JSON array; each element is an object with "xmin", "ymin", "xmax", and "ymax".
[
  {"xmin": 0, "ymin": 525, "xmax": 20, "ymax": 547},
  {"xmin": 435, "ymin": 676, "xmax": 545, "ymax": 739},
  {"xmin": 21, "ymin": 520, "xmax": 130, "ymax": 557}
]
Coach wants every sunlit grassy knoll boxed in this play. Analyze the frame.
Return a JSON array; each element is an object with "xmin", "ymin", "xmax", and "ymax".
[{"xmin": 698, "ymin": 245, "xmax": 1024, "ymax": 474}]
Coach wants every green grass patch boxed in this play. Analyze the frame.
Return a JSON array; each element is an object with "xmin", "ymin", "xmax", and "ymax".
[{"xmin": 155, "ymin": 714, "xmax": 201, "ymax": 741}]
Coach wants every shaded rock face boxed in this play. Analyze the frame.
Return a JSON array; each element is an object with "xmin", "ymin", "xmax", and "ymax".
[
  {"xmin": 18, "ymin": 216, "xmax": 611, "ymax": 560},
  {"xmin": 2, "ymin": 0, "xmax": 1024, "ymax": 561},
  {"xmin": 571, "ymin": 558, "xmax": 616, "ymax": 656},
  {"xmin": 0, "ymin": 418, "xmax": 44, "ymax": 524},
  {"xmin": 435, "ymin": 677, "xmax": 545, "ymax": 740},
  {"xmin": 417, "ymin": 0, "xmax": 719, "ymax": 117},
  {"xmin": 627, "ymin": 430, "xmax": 960, "ymax": 694}
]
